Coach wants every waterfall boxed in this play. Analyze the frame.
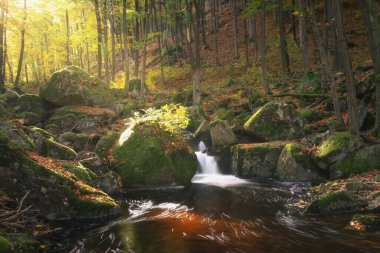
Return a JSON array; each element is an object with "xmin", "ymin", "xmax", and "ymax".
[{"xmin": 194, "ymin": 141, "xmax": 220, "ymax": 175}]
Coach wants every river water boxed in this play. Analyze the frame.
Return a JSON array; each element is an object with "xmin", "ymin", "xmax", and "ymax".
[{"xmin": 69, "ymin": 143, "xmax": 380, "ymax": 253}]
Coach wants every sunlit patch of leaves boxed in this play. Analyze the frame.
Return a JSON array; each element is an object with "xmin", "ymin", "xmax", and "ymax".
[{"xmin": 129, "ymin": 103, "xmax": 190, "ymax": 134}]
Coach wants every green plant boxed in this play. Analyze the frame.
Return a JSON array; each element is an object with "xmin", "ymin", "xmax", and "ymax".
[{"xmin": 130, "ymin": 103, "xmax": 190, "ymax": 134}]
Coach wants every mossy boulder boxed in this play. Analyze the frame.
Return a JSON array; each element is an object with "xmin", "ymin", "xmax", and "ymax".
[
  {"xmin": 214, "ymin": 108, "xmax": 235, "ymax": 122},
  {"xmin": 0, "ymin": 147, "xmax": 117, "ymax": 219},
  {"xmin": 330, "ymin": 145, "xmax": 380, "ymax": 179},
  {"xmin": 47, "ymin": 105, "xmax": 116, "ymax": 134},
  {"xmin": 275, "ymin": 143, "xmax": 324, "ymax": 183},
  {"xmin": 231, "ymin": 112, "xmax": 252, "ymax": 132},
  {"xmin": 39, "ymin": 66, "xmax": 114, "ymax": 107},
  {"xmin": 59, "ymin": 132, "xmax": 91, "ymax": 152},
  {"xmin": 243, "ymin": 102, "xmax": 303, "ymax": 141},
  {"xmin": 0, "ymin": 105, "xmax": 35, "ymax": 151},
  {"xmin": 33, "ymin": 132, "xmax": 77, "ymax": 160},
  {"xmin": 303, "ymin": 191, "xmax": 358, "ymax": 217},
  {"xmin": 94, "ymin": 131, "xmax": 121, "ymax": 158},
  {"xmin": 350, "ymin": 214, "xmax": 380, "ymax": 231},
  {"xmin": 314, "ymin": 132, "xmax": 364, "ymax": 169},
  {"xmin": 113, "ymin": 122, "xmax": 197, "ymax": 188},
  {"xmin": 95, "ymin": 171, "xmax": 122, "ymax": 196},
  {"xmin": 209, "ymin": 120, "xmax": 238, "ymax": 148},
  {"xmin": 231, "ymin": 142, "xmax": 286, "ymax": 178},
  {"xmin": 0, "ymin": 236, "xmax": 11, "ymax": 253},
  {"xmin": 16, "ymin": 94, "xmax": 49, "ymax": 115}
]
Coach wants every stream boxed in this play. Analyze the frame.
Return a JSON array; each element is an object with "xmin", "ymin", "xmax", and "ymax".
[{"xmin": 69, "ymin": 142, "xmax": 380, "ymax": 253}]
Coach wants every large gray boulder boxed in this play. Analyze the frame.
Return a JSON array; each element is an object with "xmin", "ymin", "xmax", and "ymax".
[
  {"xmin": 243, "ymin": 102, "xmax": 303, "ymax": 141},
  {"xmin": 209, "ymin": 120, "xmax": 238, "ymax": 148},
  {"xmin": 39, "ymin": 66, "xmax": 113, "ymax": 107},
  {"xmin": 313, "ymin": 132, "xmax": 364, "ymax": 170},
  {"xmin": 231, "ymin": 142, "xmax": 286, "ymax": 178},
  {"xmin": 274, "ymin": 143, "xmax": 323, "ymax": 182}
]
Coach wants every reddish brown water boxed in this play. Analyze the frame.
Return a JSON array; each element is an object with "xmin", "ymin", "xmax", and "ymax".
[{"xmin": 70, "ymin": 175, "xmax": 380, "ymax": 253}]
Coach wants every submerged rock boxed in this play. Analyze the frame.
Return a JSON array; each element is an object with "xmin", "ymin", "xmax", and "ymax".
[
  {"xmin": 209, "ymin": 120, "xmax": 238, "ymax": 148},
  {"xmin": 113, "ymin": 122, "xmax": 197, "ymax": 188},
  {"xmin": 275, "ymin": 143, "xmax": 324, "ymax": 183},
  {"xmin": 231, "ymin": 142, "xmax": 286, "ymax": 178},
  {"xmin": 303, "ymin": 191, "xmax": 358, "ymax": 216},
  {"xmin": 313, "ymin": 132, "xmax": 363, "ymax": 170},
  {"xmin": 39, "ymin": 66, "xmax": 114, "ymax": 107},
  {"xmin": 350, "ymin": 214, "xmax": 380, "ymax": 231},
  {"xmin": 243, "ymin": 102, "xmax": 303, "ymax": 141}
]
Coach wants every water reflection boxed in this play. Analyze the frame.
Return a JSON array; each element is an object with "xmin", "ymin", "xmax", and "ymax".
[{"xmin": 70, "ymin": 176, "xmax": 380, "ymax": 253}]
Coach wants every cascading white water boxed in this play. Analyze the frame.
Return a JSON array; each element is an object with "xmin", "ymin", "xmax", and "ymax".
[{"xmin": 194, "ymin": 141, "xmax": 220, "ymax": 174}]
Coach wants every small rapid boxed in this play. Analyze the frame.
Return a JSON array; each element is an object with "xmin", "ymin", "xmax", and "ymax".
[{"xmin": 194, "ymin": 141, "xmax": 220, "ymax": 175}]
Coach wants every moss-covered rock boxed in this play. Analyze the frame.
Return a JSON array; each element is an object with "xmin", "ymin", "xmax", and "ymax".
[
  {"xmin": 113, "ymin": 122, "xmax": 197, "ymax": 188},
  {"xmin": 275, "ymin": 143, "xmax": 324, "ymax": 183},
  {"xmin": 0, "ymin": 236, "xmax": 11, "ymax": 253},
  {"xmin": 0, "ymin": 149, "xmax": 117, "ymax": 219},
  {"xmin": 231, "ymin": 112, "xmax": 252, "ymax": 132},
  {"xmin": 35, "ymin": 135, "xmax": 77, "ymax": 160},
  {"xmin": 303, "ymin": 191, "xmax": 358, "ymax": 217},
  {"xmin": 330, "ymin": 145, "xmax": 380, "ymax": 179},
  {"xmin": 39, "ymin": 66, "xmax": 114, "ymax": 107},
  {"xmin": 209, "ymin": 120, "xmax": 238, "ymax": 148},
  {"xmin": 350, "ymin": 214, "xmax": 380, "ymax": 231},
  {"xmin": 94, "ymin": 131, "xmax": 120, "ymax": 158},
  {"xmin": 231, "ymin": 142, "xmax": 286, "ymax": 178},
  {"xmin": 214, "ymin": 108, "xmax": 235, "ymax": 122},
  {"xmin": 243, "ymin": 102, "xmax": 303, "ymax": 141},
  {"xmin": 128, "ymin": 78, "xmax": 141, "ymax": 92},
  {"xmin": 62, "ymin": 162, "xmax": 97, "ymax": 185},
  {"xmin": 314, "ymin": 132, "xmax": 364, "ymax": 169},
  {"xmin": 59, "ymin": 132, "xmax": 90, "ymax": 152},
  {"xmin": 47, "ymin": 105, "xmax": 115, "ymax": 134},
  {"xmin": 15, "ymin": 94, "xmax": 49, "ymax": 116}
]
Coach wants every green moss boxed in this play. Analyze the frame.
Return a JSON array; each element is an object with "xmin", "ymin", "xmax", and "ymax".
[
  {"xmin": 0, "ymin": 236, "xmax": 11, "ymax": 253},
  {"xmin": 297, "ymin": 108, "xmax": 316, "ymax": 121},
  {"xmin": 95, "ymin": 131, "xmax": 120, "ymax": 158},
  {"xmin": 209, "ymin": 119, "xmax": 229, "ymax": 128},
  {"xmin": 330, "ymin": 151, "xmax": 371, "ymax": 179},
  {"xmin": 351, "ymin": 214, "xmax": 380, "ymax": 231},
  {"xmin": 303, "ymin": 191, "xmax": 356, "ymax": 216},
  {"xmin": 60, "ymin": 132, "xmax": 89, "ymax": 143},
  {"xmin": 1, "ymin": 234, "xmax": 40, "ymax": 253},
  {"xmin": 113, "ymin": 122, "xmax": 196, "ymax": 187},
  {"xmin": 316, "ymin": 132, "xmax": 362, "ymax": 160},
  {"xmin": 63, "ymin": 163, "xmax": 96, "ymax": 185},
  {"xmin": 214, "ymin": 108, "xmax": 235, "ymax": 122}
]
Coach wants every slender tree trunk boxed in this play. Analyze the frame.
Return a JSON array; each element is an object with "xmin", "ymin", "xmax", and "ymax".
[
  {"xmin": 321, "ymin": 0, "xmax": 329, "ymax": 92},
  {"xmin": 0, "ymin": 6, "xmax": 5, "ymax": 92},
  {"xmin": 152, "ymin": 0, "xmax": 165, "ymax": 84},
  {"xmin": 251, "ymin": 16, "xmax": 258, "ymax": 65},
  {"xmin": 140, "ymin": 20, "xmax": 149, "ymax": 98},
  {"xmin": 110, "ymin": 0, "xmax": 116, "ymax": 81},
  {"xmin": 134, "ymin": 0, "xmax": 140, "ymax": 77},
  {"xmin": 360, "ymin": 0, "xmax": 380, "ymax": 136},
  {"xmin": 123, "ymin": 0, "xmax": 130, "ymax": 89},
  {"xmin": 212, "ymin": 0, "xmax": 220, "ymax": 66},
  {"xmin": 243, "ymin": 16, "xmax": 250, "ymax": 71},
  {"xmin": 231, "ymin": 0, "xmax": 239, "ymax": 59},
  {"xmin": 308, "ymin": 0, "xmax": 344, "ymax": 127},
  {"xmin": 94, "ymin": 0, "xmax": 103, "ymax": 77},
  {"xmin": 103, "ymin": 0, "xmax": 110, "ymax": 85},
  {"xmin": 260, "ymin": 0, "xmax": 270, "ymax": 94},
  {"xmin": 333, "ymin": 0, "xmax": 359, "ymax": 135},
  {"xmin": 330, "ymin": 0, "xmax": 344, "ymax": 71},
  {"xmin": 24, "ymin": 64, "xmax": 28, "ymax": 83},
  {"xmin": 298, "ymin": 0, "xmax": 309, "ymax": 73},
  {"xmin": 291, "ymin": 0, "xmax": 299, "ymax": 47},
  {"xmin": 277, "ymin": 0, "xmax": 290, "ymax": 79},
  {"xmin": 15, "ymin": 0, "xmax": 26, "ymax": 87},
  {"xmin": 200, "ymin": 0, "xmax": 207, "ymax": 49},
  {"xmin": 7, "ymin": 57, "xmax": 13, "ymax": 84},
  {"xmin": 66, "ymin": 9, "xmax": 70, "ymax": 64}
]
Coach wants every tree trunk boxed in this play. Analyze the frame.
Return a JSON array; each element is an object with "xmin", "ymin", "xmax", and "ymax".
[
  {"xmin": 152, "ymin": 0, "xmax": 165, "ymax": 84},
  {"xmin": 65, "ymin": 9, "xmax": 70, "ymax": 64},
  {"xmin": 298, "ymin": 0, "xmax": 309, "ymax": 73},
  {"xmin": 134, "ymin": 0, "xmax": 140, "ymax": 77},
  {"xmin": 260, "ymin": 0, "xmax": 270, "ymax": 94},
  {"xmin": 307, "ymin": 0, "xmax": 344, "ymax": 127},
  {"xmin": 332, "ymin": 0, "xmax": 359, "ymax": 135},
  {"xmin": 123, "ymin": 0, "xmax": 130, "ymax": 89},
  {"xmin": 243, "ymin": 16, "xmax": 250, "ymax": 71},
  {"xmin": 110, "ymin": 0, "xmax": 116, "ymax": 81},
  {"xmin": 103, "ymin": 0, "xmax": 110, "ymax": 85},
  {"xmin": 0, "ymin": 5, "xmax": 5, "ymax": 92},
  {"xmin": 360, "ymin": 0, "xmax": 380, "ymax": 136},
  {"xmin": 231, "ymin": 0, "xmax": 239, "ymax": 59},
  {"xmin": 140, "ymin": 0, "xmax": 149, "ymax": 98},
  {"xmin": 24, "ymin": 64, "xmax": 28, "ymax": 83},
  {"xmin": 94, "ymin": 0, "xmax": 103, "ymax": 77},
  {"xmin": 15, "ymin": 0, "xmax": 26, "ymax": 87},
  {"xmin": 212, "ymin": 0, "xmax": 220, "ymax": 66},
  {"xmin": 277, "ymin": 0, "xmax": 290, "ymax": 79}
]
